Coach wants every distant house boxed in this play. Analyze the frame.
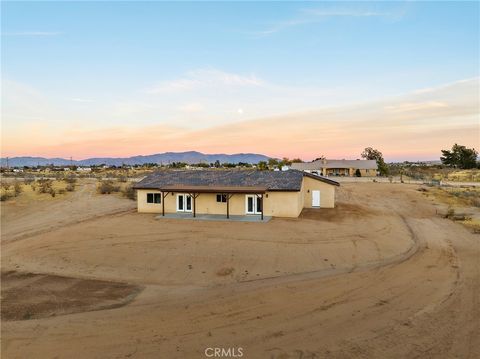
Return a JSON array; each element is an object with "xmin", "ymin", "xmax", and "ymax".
[
  {"xmin": 77, "ymin": 167, "xmax": 92, "ymax": 172},
  {"xmin": 291, "ymin": 159, "xmax": 378, "ymax": 177},
  {"xmin": 134, "ymin": 169, "xmax": 339, "ymax": 219}
]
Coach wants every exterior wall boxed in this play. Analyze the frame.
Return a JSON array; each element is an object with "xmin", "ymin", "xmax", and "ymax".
[
  {"xmin": 348, "ymin": 168, "xmax": 376, "ymax": 177},
  {"xmin": 306, "ymin": 168, "xmax": 376, "ymax": 177},
  {"xmin": 264, "ymin": 190, "xmax": 303, "ymax": 217},
  {"xmin": 136, "ymin": 189, "xmax": 303, "ymax": 217},
  {"xmin": 301, "ymin": 176, "xmax": 336, "ymax": 208},
  {"xmin": 136, "ymin": 177, "xmax": 336, "ymax": 217}
]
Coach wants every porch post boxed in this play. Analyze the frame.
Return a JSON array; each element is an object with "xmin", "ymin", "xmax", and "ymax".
[
  {"xmin": 193, "ymin": 193, "xmax": 196, "ymax": 218},
  {"xmin": 260, "ymin": 193, "xmax": 264, "ymax": 220},
  {"xmin": 226, "ymin": 193, "xmax": 230, "ymax": 219},
  {"xmin": 162, "ymin": 191, "xmax": 165, "ymax": 216},
  {"xmin": 226, "ymin": 193, "xmax": 233, "ymax": 219}
]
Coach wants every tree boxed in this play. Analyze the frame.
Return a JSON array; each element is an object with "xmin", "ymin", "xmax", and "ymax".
[
  {"xmin": 268, "ymin": 158, "xmax": 279, "ymax": 168},
  {"xmin": 361, "ymin": 147, "xmax": 388, "ymax": 176},
  {"xmin": 440, "ymin": 144, "xmax": 478, "ymax": 169},
  {"xmin": 257, "ymin": 161, "xmax": 268, "ymax": 170}
]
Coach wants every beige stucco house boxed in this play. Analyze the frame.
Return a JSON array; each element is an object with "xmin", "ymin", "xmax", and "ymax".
[
  {"xmin": 291, "ymin": 159, "xmax": 378, "ymax": 177},
  {"xmin": 134, "ymin": 169, "xmax": 339, "ymax": 219}
]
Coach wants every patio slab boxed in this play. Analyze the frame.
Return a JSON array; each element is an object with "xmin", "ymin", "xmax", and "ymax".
[{"xmin": 155, "ymin": 213, "xmax": 272, "ymax": 222}]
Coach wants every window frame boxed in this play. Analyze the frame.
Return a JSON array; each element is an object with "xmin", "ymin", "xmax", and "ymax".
[
  {"xmin": 216, "ymin": 194, "xmax": 227, "ymax": 203},
  {"xmin": 147, "ymin": 192, "xmax": 161, "ymax": 204}
]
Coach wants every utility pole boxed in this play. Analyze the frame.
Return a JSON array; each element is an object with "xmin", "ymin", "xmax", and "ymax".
[{"xmin": 6, "ymin": 157, "xmax": 9, "ymax": 169}]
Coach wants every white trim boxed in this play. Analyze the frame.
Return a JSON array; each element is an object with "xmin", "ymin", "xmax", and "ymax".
[
  {"xmin": 312, "ymin": 190, "xmax": 321, "ymax": 207},
  {"xmin": 185, "ymin": 194, "xmax": 192, "ymax": 213},
  {"xmin": 177, "ymin": 193, "xmax": 193, "ymax": 212},
  {"xmin": 245, "ymin": 195, "xmax": 262, "ymax": 214},
  {"xmin": 177, "ymin": 194, "xmax": 185, "ymax": 212}
]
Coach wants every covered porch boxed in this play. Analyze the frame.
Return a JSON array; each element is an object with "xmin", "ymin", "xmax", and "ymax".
[
  {"xmin": 155, "ymin": 213, "xmax": 272, "ymax": 222},
  {"xmin": 158, "ymin": 185, "xmax": 267, "ymax": 220}
]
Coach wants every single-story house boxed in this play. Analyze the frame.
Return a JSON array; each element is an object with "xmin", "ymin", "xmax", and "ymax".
[
  {"xmin": 291, "ymin": 159, "xmax": 378, "ymax": 177},
  {"xmin": 134, "ymin": 169, "xmax": 340, "ymax": 219}
]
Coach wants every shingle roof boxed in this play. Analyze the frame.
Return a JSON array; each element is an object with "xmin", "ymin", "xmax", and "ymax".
[
  {"xmin": 291, "ymin": 159, "xmax": 377, "ymax": 170},
  {"xmin": 134, "ymin": 169, "xmax": 339, "ymax": 191}
]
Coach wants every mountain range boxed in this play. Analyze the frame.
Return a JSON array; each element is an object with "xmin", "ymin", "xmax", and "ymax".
[{"xmin": 0, "ymin": 151, "xmax": 271, "ymax": 167}]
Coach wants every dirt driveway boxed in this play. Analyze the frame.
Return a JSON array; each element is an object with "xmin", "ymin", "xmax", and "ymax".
[{"xmin": 1, "ymin": 183, "xmax": 479, "ymax": 358}]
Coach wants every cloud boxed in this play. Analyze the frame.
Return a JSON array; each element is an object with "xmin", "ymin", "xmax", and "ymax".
[
  {"xmin": 71, "ymin": 98, "xmax": 94, "ymax": 103},
  {"xmin": 3, "ymin": 78, "xmax": 477, "ymax": 162},
  {"xmin": 384, "ymin": 101, "xmax": 448, "ymax": 113},
  {"xmin": 252, "ymin": 5, "xmax": 407, "ymax": 36},
  {"xmin": 147, "ymin": 69, "xmax": 265, "ymax": 94},
  {"xmin": 2, "ymin": 31, "xmax": 62, "ymax": 36},
  {"xmin": 179, "ymin": 102, "xmax": 204, "ymax": 113}
]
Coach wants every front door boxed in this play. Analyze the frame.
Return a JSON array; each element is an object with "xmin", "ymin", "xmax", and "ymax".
[
  {"xmin": 246, "ymin": 195, "xmax": 262, "ymax": 214},
  {"xmin": 312, "ymin": 190, "xmax": 321, "ymax": 207},
  {"xmin": 177, "ymin": 194, "xmax": 192, "ymax": 212}
]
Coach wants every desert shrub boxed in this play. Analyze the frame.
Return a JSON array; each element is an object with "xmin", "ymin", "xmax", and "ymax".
[
  {"xmin": 37, "ymin": 179, "xmax": 53, "ymax": 194},
  {"xmin": 31, "ymin": 183, "xmax": 37, "ymax": 191},
  {"xmin": 122, "ymin": 184, "xmax": 136, "ymax": 200},
  {"xmin": 49, "ymin": 188, "xmax": 56, "ymax": 197},
  {"xmin": 58, "ymin": 188, "xmax": 66, "ymax": 194},
  {"xmin": 24, "ymin": 175, "xmax": 35, "ymax": 185},
  {"xmin": 472, "ymin": 198, "xmax": 480, "ymax": 208},
  {"xmin": 445, "ymin": 207, "xmax": 455, "ymax": 219},
  {"xmin": 66, "ymin": 183, "xmax": 76, "ymax": 192},
  {"xmin": 97, "ymin": 180, "xmax": 120, "ymax": 194},
  {"xmin": 13, "ymin": 181, "xmax": 22, "ymax": 196},
  {"xmin": 64, "ymin": 174, "xmax": 77, "ymax": 184},
  {"xmin": 1, "ymin": 182, "xmax": 11, "ymax": 191},
  {"xmin": 117, "ymin": 175, "xmax": 127, "ymax": 183},
  {"xmin": 0, "ymin": 192, "xmax": 12, "ymax": 201}
]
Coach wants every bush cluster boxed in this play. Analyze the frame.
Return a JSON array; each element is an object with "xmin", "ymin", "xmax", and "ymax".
[
  {"xmin": 97, "ymin": 180, "xmax": 120, "ymax": 194},
  {"xmin": 122, "ymin": 184, "xmax": 136, "ymax": 200}
]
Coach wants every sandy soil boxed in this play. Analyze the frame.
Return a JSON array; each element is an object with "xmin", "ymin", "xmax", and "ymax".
[
  {"xmin": 1, "ymin": 182, "xmax": 479, "ymax": 358},
  {"xmin": 1, "ymin": 179, "xmax": 136, "ymax": 244},
  {"xmin": 1, "ymin": 271, "xmax": 141, "ymax": 321}
]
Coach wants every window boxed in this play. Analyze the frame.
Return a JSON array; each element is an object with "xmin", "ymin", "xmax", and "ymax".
[
  {"xmin": 216, "ymin": 194, "xmax": 227, "ymax": 203},
  {"xmin": 147, "ymin": 193, "xmax": 161, "ymax": 204}
]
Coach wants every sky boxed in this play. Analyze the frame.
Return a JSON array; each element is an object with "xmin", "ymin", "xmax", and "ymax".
[{"xmin": 1, "ymin": 1, "xmax": 479, "ymax": 162}]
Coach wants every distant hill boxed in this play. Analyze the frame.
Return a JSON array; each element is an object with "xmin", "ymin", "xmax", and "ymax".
[{"xmin": 0, "ymin": 151, "xmax": 271, "ymax": 167}]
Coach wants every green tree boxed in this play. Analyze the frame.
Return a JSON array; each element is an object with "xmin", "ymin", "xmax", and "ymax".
[
  {"xmin": 257, "ymin": 161, "xmax": 268, "ymax": 170},
  {"xmin": 440, "ymin": 144, "xmax": 478, "ymax": 169},
  {"xmin": 268, "ymin": 158, "xmax": 279, "ymax": 169},
  {"xmin": 361, "ymin": 147, "xmax": 388, "ymax": 176}
]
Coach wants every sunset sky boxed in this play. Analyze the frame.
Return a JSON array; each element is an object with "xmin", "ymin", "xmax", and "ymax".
[{"xmin": 1, "ymin": 1, "xmax": 479, "ymax": 161}]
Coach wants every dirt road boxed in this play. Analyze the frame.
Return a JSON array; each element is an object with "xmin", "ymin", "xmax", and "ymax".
[{"xmin": 1, "ymin": 183, "xmax": 479, "ymax": 358}]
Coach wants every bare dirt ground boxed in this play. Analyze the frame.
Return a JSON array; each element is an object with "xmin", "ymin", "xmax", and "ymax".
[
  {"xmin": 1, "ymin": 182, "xmax": 479, "ymax": 358},
  {"xmin": 1, "ymin": 271, "xmax": 141, "ymax": 321}
]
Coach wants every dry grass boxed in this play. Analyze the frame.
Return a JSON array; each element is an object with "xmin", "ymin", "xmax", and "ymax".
[
  {"xmin": 0, "ymin": 180, "xmax": 74, "ymax": 203},
  {"xmin": 424, "ymin": 186, "xmax": 480, "ymax": 208},
  {"xmin": 460, "ymin": 219, "xmax": 480, "ymax": 233}
]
